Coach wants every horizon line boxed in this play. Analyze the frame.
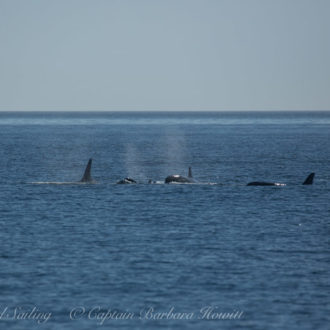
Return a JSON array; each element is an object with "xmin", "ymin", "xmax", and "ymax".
[{"xmin": 0, "ymin": 109, "xmax": 330, "ymax": 112}]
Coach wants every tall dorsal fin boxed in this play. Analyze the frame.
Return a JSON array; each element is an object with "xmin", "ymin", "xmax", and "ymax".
[
  {"xmin": 302, "ymin": 172, "xmax": 315, "ymax": 185},
  {"xmin": 80, "ymin": 158, "xmax": 93, "ymax": 182},
  {"xmin": 188, "ymin": 166, "xmax": 192, "ymax": 178}
]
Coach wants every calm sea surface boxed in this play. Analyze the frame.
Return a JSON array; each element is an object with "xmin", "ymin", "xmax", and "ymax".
[{"xmin": 0, "ymin": 111, "xmax": 329, "ymax": 329}]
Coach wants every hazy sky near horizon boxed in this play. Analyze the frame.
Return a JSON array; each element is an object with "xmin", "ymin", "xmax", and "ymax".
[{"xmin": 0, "ymin": 0, "xmax": 329, "ymax": 111}]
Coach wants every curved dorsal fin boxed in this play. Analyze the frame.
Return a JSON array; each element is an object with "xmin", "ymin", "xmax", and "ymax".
[{"xmin": 80, "ymin": 158, "xmax": 93, "ymax": 182}]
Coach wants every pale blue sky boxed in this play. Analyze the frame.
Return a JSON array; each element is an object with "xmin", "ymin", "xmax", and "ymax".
[{"xmin": 0, "ymin": 0, "xmax": 329, "ymax": 111}]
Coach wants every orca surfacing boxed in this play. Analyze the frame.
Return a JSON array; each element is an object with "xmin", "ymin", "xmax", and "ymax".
[
  {"xmin": 80, "ymin": 158, "xmax": 95, "ymax": 183},
  {"xmin": 247, "ymin": 173, "xmax": 315, "ymax": 186},
  {"xmin": 165, "ymin": 167, "xmax": 195, "ymax": 184},
  {"xmin": 116, "ymin": 177, "xmax": 137, "ymax": 184}
]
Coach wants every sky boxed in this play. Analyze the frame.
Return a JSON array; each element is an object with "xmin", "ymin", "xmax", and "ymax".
[{"xmin": 0, "ymin": 0, "xmax": 329, "ymax": 111}]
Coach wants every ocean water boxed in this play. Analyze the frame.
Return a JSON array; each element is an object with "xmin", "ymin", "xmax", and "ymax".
[{"xmin": 0, "ymin": 111, "xmax": 329, "ymax": 330}]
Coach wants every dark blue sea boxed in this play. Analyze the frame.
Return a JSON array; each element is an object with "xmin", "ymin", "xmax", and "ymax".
[{"xmin": 0, "ymin": 111, "xmax": 329, "ymax": 330}]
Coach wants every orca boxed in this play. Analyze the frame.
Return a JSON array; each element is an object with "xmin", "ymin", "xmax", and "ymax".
[
  {"xmin": 32, "ymin": 158, "xmax": 96, "ymax": 184},
  {"xmin": 247, "ymin": 181, "xmax": 285, "ymax": 186},
  {"xmin": 302, "ymin": 172, "xmax": 315, "ymax": 185},
  {"xmin": 80, "ymin": 158, "xmax": 95, "ymax": 183},
  {"xmin": 247, "ymin": 173, "xmax": 315, "ymax": 186},
  {"xmin": 116, "ymin": 177, "xmax": 137, "ymax": 184},
  {"xmin": 165, "ymin": 167, "xmax": 195, "ymax": 184}
]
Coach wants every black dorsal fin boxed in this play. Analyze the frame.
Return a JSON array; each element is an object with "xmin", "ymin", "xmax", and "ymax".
[
  {"xmin": 80, "ymin": 158, "xmax": 93, "ymax": 182},
  {"xmin": 302, "ymin": 172, "xmax": 315, "ymax": 185},
  {"xmin": 188, "ymin": 167, "xmax": 192, "ymax": 178}
]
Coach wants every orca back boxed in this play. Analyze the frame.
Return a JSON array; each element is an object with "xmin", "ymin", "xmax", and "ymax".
[
  {"xmin": 117, "ymin": 177, "xmax": 137, "ymax": 184},
  {"xmin": 247, "ymin": 181, "xmax": 276, "ymax": 186}
]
